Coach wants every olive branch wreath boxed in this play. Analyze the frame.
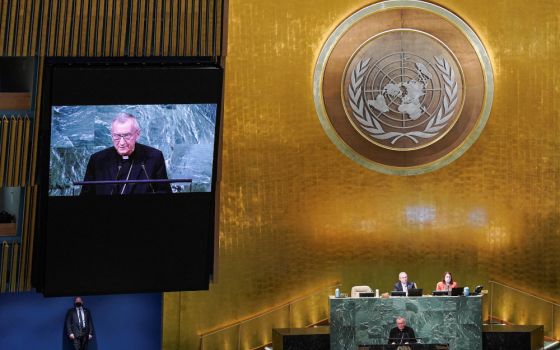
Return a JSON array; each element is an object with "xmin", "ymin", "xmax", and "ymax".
[{"xmin": 348, "ymin": 56, "xmax": 458, "ymax": 145}]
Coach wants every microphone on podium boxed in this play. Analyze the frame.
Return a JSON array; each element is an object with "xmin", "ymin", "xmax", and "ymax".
[
  {"xmin": 110, "ymin": 163, "xmax": 123, "ymax": 195},
  {"xmin": 140, "ymin": 162, "xmax": 155, "ymax": 193}
]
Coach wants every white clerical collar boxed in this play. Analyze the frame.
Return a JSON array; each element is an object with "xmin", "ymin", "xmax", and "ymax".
[{"xmin": 122, "ymin": 155, "xmax": 129, "ymax": 160}]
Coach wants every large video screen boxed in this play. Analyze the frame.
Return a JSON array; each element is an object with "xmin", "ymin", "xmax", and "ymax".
[
  {"xmin": 49, "ymin": 104, "xmax": 216, "ymax": 196},
  {"xmin": 34, "ymin": 59, "xmax": 222, "ymax": 296}
]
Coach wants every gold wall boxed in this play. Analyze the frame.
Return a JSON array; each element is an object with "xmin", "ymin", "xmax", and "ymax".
[{"xmin": 165, "ymin": 0, "xmax": 560, "ymax": 347}]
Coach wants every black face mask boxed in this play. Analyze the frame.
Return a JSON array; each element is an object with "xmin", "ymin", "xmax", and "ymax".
[{"xmin": 75, "ymin": 302, "xmax": 83, "ymax": 308}]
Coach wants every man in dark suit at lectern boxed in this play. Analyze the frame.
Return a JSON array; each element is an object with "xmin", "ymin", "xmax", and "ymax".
[
  {"xmin": 65, "ymin": 296, "xmax": 95, "ymax": 350},
  {"xmin": 80, "ymin": 112, "xmax": 172, "ymax": 195},
  {"xmin": 388, "ymin": 317, "xmax": 417, "ymax": 345}
]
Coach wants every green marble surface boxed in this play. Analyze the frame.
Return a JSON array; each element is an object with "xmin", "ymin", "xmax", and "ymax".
[{"xmin": 330, "ymin": 295, "xmax": 483, "ymax": 350}]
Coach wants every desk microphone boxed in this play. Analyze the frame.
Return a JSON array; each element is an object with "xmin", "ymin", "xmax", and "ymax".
[
  {"xmin": 110, "ymin": 163, "xmax": 123, "ymax": 195},
  {"xmin": 140, "ymin": 162, "xmax": 155, "ymax": 193}
]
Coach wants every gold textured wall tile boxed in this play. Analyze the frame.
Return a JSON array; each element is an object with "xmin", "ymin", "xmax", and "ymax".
[
  {"xmin": 163, "ymin": 0, "xmax": 560, "ymax": 348},
  {"xmin": 554, "ymin": 305, "xmax": 560, "ymax": 339},
  {"xmin": 490, "ymin": 282, "xmax": 556, "ymax": 337}
]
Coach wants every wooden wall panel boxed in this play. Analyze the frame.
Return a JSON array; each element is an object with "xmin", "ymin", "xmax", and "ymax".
[{"xmin": 0, "ymin": 0, "xmax": 226, "ymax": 57}]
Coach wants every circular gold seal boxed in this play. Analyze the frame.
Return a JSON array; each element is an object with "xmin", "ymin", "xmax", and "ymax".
[{"xmin": 314, "ymin": 0, "xmax": 493, "ymax": 175}]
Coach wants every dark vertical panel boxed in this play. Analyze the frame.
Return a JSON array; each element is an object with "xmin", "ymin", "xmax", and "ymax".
[
  {"xmin": 167, "ymin": 0, "xmax": 173, "ymax": 56},
  {"xmin": 0, "ymin": 117, "xmax": 8, "ymax": 186},
  {"xmin": 0, "ymin": 0, "xmax": 5, "ymax": 55},
  {"xmin": 67, "ymin": 0, "xmax": 77, "ymax": 55},
  {"xmin": 18, "ymin": 184, "xmax": 31, "ymax": 290},
  {"xmin": 27, "ymin": 0, "xmax": 36, "ymax": 55},
  {"xmin": 93, "ymin": 0, "xmax": 100, "ymax": 55},
  {"xmin": 26, "ymin": 186, "xmax": 37, "ymax": 289},
  {"xmin": 20, "ymin": 117, "xmax": 30, "ymax": 186},
  {"xmin": 59, "ymin": 0, "xmax": 69, "ymax": 56},
  {"xmin": 196, "ymin": 0, "xmax": 202, "ymax": 55},
  {"xmin": 14, "ymin": 0, "xmax": 22, "ymax": 55},
  {"xmin": 159, "ymin": 0, "xmax": 165, "ymax": 55},
  {"xmin": 3, "ymin": 0, "xmax": 13, "ymax": 55},
  {"xmin": 7, "ymin": 116, "xmax": 17, "ymax": 186},
  {"xmin": 52, "ymin": 0, "xmax": 61, "ymax": 56},
  {"xmin": 41, "ymin": 0, "xmax": 51, "ymax": 56},
  {"xmin": 134, "ymin": 0, "xmax": 141, "ymax": 56},
  {"xmin": 124, "ymin": 0, "xmax": 132, "ymax": 56},
  {"xmin": 150, "ymin": 0, "xmax": 157, "ymax": 55},
  {"xmin": 37, "ymin": 0, "xmax": 42, "ymax": 55},
  {"xmin": 13, "ymin": 117, "xmax": 23, "ymax": 186},
  {"xmin": 76, "ymin": 0, "xmax": 84, "ymax": 54},
  {"xmin": 17, "ymin": 0, "xmax": 27, "ymax": 55},
  {"xmin": 64, "ymin": 0, "xmax": 72, "ymax": 56},
  {"xmin": 11, "ymin": 0, "xmax": 20, "ymax": 55},
  {"xmin": 109, "ymin": 0, "xmax": 116, "ymax": 55},
  {"xmin": 182, "ymin": 0, "xmax": 186, "ymax": 55},
  {"xmin": 203, "ymin": 0, "xmax": 210, "ymax": 56},
  {"xmin": 85, "ymin": 0, "xmax": 93, "ymax": 55},
  {"xmin": 116, "ymin": 0, "xmax": 124, "ymax": 55},
  {"xmin": 9, "ymin": 242, "xmax": 19, "ymax": 292},
  {"xmin": 184, "ymin": 0, "xmax": 190, "ymax": 56},
  {"xmin": 189, "ymin": 0, "xmax": 195, "ymax": 55},
  {"xmin": 211, "ymin": 0, "xmax": 217, "ymax": 57},
  {"xmin": 59, "ymin": 0, "xmax": 66, "ymax": 56},
  {"xmin": 101, "ymin": 0, "xmax": 109, "ymax": 55},
  {"xmin": 0, "ymin": 242, "xmax": 9, "ymax": 292},
  {"xmin": 173, "ymin": 0, "xmax": 178, "ymax": 55},
  {"xmin": 181, "ymin": 0, "xmax": 186, "ymax": 56},
  {"xmin": 175, "ymin": 0, "xmax": 181, "ymax": 56},
  {"xmin": 29, "ymin": 55, "xmax": 43, "ymax": 186},
  {"xmin": 142, "ymin": 0, "xmax": 150, "ymax": 56}
]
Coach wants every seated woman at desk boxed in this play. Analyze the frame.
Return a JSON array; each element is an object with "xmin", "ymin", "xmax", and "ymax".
[{"xmin": 436, "ymin": 271, "xmax": 458, "ymax": 291}]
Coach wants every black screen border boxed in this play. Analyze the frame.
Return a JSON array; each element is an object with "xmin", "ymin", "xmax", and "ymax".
[{"xmin": 34, "ymin": 57, "xmax": 223, "ymax": 296}]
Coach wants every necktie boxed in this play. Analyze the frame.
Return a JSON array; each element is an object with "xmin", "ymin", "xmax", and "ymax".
[{"xmin": 78, "ymin": 308, "xmax": 84, "ymax": 328}]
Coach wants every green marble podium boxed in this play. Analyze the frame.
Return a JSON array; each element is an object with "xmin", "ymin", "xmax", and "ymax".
[{"xmin": 330, "ymin": 295, "xmax": 483, "ymax": 350}]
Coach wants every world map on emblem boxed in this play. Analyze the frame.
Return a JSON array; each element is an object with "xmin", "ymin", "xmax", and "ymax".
[
  {"xmin": 342, "ymin": 30, "xmax": 465, "ymax": 151},
  {"xmin": 314, "ymin": 1, "xmax": 493, "ymax": 174}
]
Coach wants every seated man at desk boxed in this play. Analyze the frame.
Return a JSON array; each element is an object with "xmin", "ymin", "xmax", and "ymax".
[
  {"xmin": 388, "ymin": 317, "xmax": 417, "ymax": 345},
  {"xmin": 393, "ymin": 272, "xmax": 417, "ymax": 292}
]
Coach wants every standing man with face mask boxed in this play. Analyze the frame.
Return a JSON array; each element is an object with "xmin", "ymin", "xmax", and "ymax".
[{"xmin": 66, "ymin": 297, "xmax": 94, "ymax": 350}]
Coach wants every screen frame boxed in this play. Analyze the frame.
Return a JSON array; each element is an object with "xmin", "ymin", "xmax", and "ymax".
[{"xmin": 33, "ymin": 57, "xmax": 224, "ymax": 296}]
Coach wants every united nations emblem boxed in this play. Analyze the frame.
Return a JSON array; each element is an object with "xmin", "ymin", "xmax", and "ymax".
[{"xmin": 314, "ymin": 0, "xmax": 493, "ymax": 174}]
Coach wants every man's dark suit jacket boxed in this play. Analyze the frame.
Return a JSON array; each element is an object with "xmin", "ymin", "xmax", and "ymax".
[
  {"xmin": 388, "ymin": 325, "xmax": 417, "ymax": 344},
  {"xmin": 65, "ymin": 307, "xmax": 95, "ymax": 337},
  {"xmin": 393, "ymin": 281, "xmax": 416, "ymax": 291},
  {"xmin": 81, "ymin": 143, "xmax": 172, "ymax": 195}
]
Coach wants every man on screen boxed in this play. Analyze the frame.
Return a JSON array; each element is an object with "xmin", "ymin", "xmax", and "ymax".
[{"xmin": 80, "ymin": 113, "xmax": 172, "ymax": 195}]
